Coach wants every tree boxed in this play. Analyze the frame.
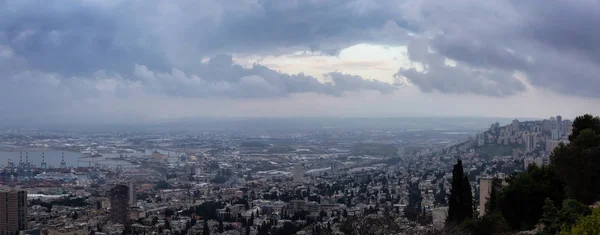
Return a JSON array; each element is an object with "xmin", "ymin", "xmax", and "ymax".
[
  {"xmin": 339, "ymin": 211, "xmax": 433, "ymax": 235},
  {"xmin": 319, "ymin": 210, "xmax": 328, "ymax": 221},
  {"xmin": 560, "ymin": 208, "xmax": 600, "ymax": 235},
  {"xmin": 540, "ymin": 198, "xmax": 560, "ymax": 234},
  {"xmin": 405, "ymin": 181, "xmax": 427, "ymax": 223},
  {"xmin": 461, "ymin": 176, "xmax": 473, "ymax": 219},
  {"xmin": 155, "ymin": 180, "xmax": 171, "ymax": 190},
  {"xmin": 560, "ymin": 199, "xmax": 592, "ymax": 226},
  {"xmin": 165, "ymin": 208, "xmax": 175, "ymax": 218},
  {"xmin": 459, "ymin": 212, "xmax": 510, "ymax": 235},
  {"xmin": 497, "ymin": 165, "xmax": 566, "ymax": 230},
  {"xmin": 568, "ymin": 114, "xmax": 600, "ymax": 142},
  {"xmin": 203, "ymin": 220, "xmax": 210, "ymax": 235},
  {"xmin": 552, "ymin": 128, "xmax": 600, "ymax": 204},
  {"xmin": 434, "ymin": 183, "xmax": 447, "ymax": 206},
  {"xmin": 484, "ymin": 178, "xmax": 501, "ymax": 215},
  {"xmin": 218, "ymin": 220, "xmax": 224, "ymax": 233},
  {"xmin": 447, "ymin": 160, "xmax": 473, "ymax": 225},
  {"xmin": 249, "ymin": 212, "xmax": 255, "ymax": 226}
]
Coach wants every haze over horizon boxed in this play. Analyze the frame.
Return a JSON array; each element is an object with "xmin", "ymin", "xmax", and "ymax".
[{"xmin": 1, "ymin": 0, "xmax": 599, "ymax": 125}]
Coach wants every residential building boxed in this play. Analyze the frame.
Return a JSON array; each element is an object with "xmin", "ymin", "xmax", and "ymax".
[
  {"xmin": 0, "ymin": 190, "xmax": 27, "ymax": 235},
  {"xmin": 109, "ymin": 184, "xmax": 130, "ymax": 225}
]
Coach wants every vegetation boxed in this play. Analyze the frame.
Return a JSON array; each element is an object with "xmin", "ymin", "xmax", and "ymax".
[
  {"xmin": 404, "ymin": 181, "xmax": 431, "ymax": 225},
  {"xmin": 340, "ymin": 211, "xmax": 435, "ymax": 235},
  {"xmin": 540, "ymin": 198, "xmax": 591, "ymax": 234},
  {"xmin": 497, "ymin": 165, "xmax": 566, "ymax": 230},
  {"xmin": 211, "ymin": 169, "xmax": 233, "ymax": 184},
  {"xmin": 184, "ymin": 201, "xmax": 225, "ymax": 221},
  {"xmin": 30, "ymin": 197, "xmax": 89, "ymax": 210},
  {"xmin": 446, "ymin": 160, "xmax": 473, "ymax": 225},
  {"xmin": 560, "ymin": 208, "xmax": 600, "ymax": 235},
  {"xmin": 155, "ymin": 180, "xmax": 171, "ymax": 190},
  {"xmin": 459, "ymin": 211, "xmax": 510, "ymax": 235},
  {"xmin": 552, "ymin": 114, "xmax": 600, "ymax": 204},
  {"xmin": 439, "ymin": 114, "xmax": 600, "ymax": 235}
]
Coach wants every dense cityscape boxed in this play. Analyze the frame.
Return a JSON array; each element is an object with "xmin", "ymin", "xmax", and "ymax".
[
  {"xmin": 0, "ymin": 115, "xmax": 586, "ymax": 235},
  {"xmin": 2, "ymin": 0, "xmax": 600, "ymax": 234}
]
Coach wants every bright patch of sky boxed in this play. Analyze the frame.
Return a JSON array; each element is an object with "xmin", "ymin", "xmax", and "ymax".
[{"xmin": 235, "ymin": 43, "xmax": 411, "ymax": 84}]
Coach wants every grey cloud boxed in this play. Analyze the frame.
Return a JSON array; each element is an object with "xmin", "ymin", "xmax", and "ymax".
[
  {"xmin": 0, "ymin": 54, "xmax": 397, "ymax": 116},
  {"xmin": 327, "ymin": 72, "xmax": 397, "ymax": 94},
  {"xmin": 0, "ymin": 0, "xmax": 402, "ymax": 118},
  {"xmin": 397, "ymin": 37, "xmax": 526, "ymax": 97},
  {"xmin": 131, "ymin": 56, "xmax": 397, "ymax": 98},
  {"xmin": 430, "ymin": 35, "xmax": 530, "ymax": 71},
  {"xmin": 398, "ymin": 0, "xmax": 600, "ymax": 97},
  {"xmin": 3, "ymin": 0, "xmax": 598, "ymax": 104},
  {"xmin": 0, "ymin": 0, "xmax": 411, "ymax": 76}
]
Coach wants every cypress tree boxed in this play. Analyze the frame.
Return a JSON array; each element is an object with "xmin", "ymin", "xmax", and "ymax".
[
  {"xmin": 462, "ymin": 175, "xmax": 473, "ymax": 219},
  {"xmin": 203, "ymin": 220, "xmax": 210, "ymax": 235},
  {"xmin": 447, "ymin": 160, "xmax": 473, "ymax": 224},
  {"xmin": 218, "ymin": 220, "xmax": 224, "ymax": 233}
]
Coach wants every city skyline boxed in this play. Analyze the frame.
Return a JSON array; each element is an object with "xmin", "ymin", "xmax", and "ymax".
[{"xmin": 1, "ymin": 0, "xmax": 599, "ymax": 124}]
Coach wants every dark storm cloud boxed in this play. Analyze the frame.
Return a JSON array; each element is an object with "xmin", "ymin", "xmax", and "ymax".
[
  {"xmin": 0, "ymin": 0, "xmax": 402, "ymax": 110},
  {"xmin": 397, "ymin": 38, "xmax": 526, "ymax": 97},
  {"xmin": 0, "ymin": 54, "xmax": 397, "ymax": 114},
  {"xmin": 2, "ymin": 0, "xmax": 600, "ymax": 104},
  {"xmin": 0, "ymin": 0, "xmax": 410, "ymax": 76},
  {"xmin": 397, "ymin": 0, "xmax": 600, "ymax": 97}
]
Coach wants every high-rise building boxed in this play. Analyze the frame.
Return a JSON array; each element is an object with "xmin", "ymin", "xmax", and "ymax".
[
  {"xmin": 479, "ymin": 178, "xmax": 492, "ymax": 217},
  {"xmin": 479, "ymin": 177, "xmax": 507, "ymax": 217},
  {"xmin": 541, "ymin": 119, "xmax": 551, "ymax": 132},
  {"xmin": 546, "ymin": 139, "xmax": 568, "ymax": 154},
  {"xmin": 0, "ymin": 190, "xmax": 27, "ymax": 235},
  {"xmin": 330, "ymin": 161, "xmax": 340, "ymax": 175},
  {"xmin": 127, "ymin": 182, "xmax": 136, "ymax": 206},
  {"xmin": 556, "ymin": 115, "xmax": 563, "ymax": 136},
  {"xmin": 563, "ymin": 120, "xmax": 572, "ymax": 137},
  {"xmin": 551, "ymin": 130, "xmax": 561, "ymax": 140},
  {"xmin": 109, "ymin": 184, "xmax": 130, "ymax": 225},
  {"xmin": 293, "ymin": 164, "xmax": 304, "ymax": 183},
  {"xmin": 524, "ymin": 133, "xmax": 536, "ymax": 153},
  {"xmin": 512, "ymin": 119, "xmax": 520, "ymax": 133},
  {"xmin": 524, "ymin": 158, "xmax": 535, "ymax": 169},
  {"xmin": 534, "ymin": 157, "xmax": 544, "ymax": 167},
  {"xmin": 565, "ymin": 123, "xmax": 573, "ymax": 137}
]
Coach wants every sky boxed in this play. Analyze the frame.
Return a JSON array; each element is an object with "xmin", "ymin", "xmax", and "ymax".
[{"xmin": 1, "ymin": 0, "xmax": 599, "ymax": 125}]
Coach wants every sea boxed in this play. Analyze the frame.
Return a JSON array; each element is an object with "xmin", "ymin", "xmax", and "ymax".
[{"xmin": 0, "ymin": 150, "xmax": 135, "ymax": 168}]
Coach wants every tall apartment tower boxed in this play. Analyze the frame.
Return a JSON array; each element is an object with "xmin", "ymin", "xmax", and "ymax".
[
  {"xmin": 0, "ymin": 191, "xmax": 27, "ymax": 235},
  {"xmin": 293, "ymin": 164, "xmax": 304, "ymax": 183},
  {"xmin": 556, "ymin": 115, "xmax": 563, "ymax": 136},
  {"xmin": 109, "ymin": 184, "xmax": 130, "ymax": 224},
  {"xmin": 127, "ymin": 181, "xmax": 136, "ymax": 206},
  {"xmin": 512, "ymin": 119, "xmax": 520, "ymax": 133}
]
